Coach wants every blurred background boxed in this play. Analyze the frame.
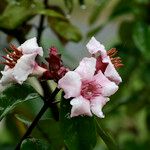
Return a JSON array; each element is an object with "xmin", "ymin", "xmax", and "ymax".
[{"xmin": 0, "ymin": 0, "xmax": 150, "ymax": 149}]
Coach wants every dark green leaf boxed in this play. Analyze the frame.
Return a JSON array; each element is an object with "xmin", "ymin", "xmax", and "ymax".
[
  {"xmin": 0, "ymin": 0, "xmax": 43, "ymax": 30},
  {"xmin": 96, "ymin": 119, "xmax": 118, "ymax": 150},
  {"xmin": 110, "ymin": 0, "xmax": 133, "ymax": 19},
  {"xmin": 119, "ymin": 21, "xmax": 135, "ymax": 49},
  {"xmin": 0, "ymin": 84, "xmax": 39, "ymax": 121},
  {"xmin": 21, "ymin": 138, "xmax": 49, "ymax": 150},
  {"xmin": 32, "ymin": 119, "xmax": 64, "ymax": 150},
  {"xmin": 133, "ymin": 22, "xmax": 150, "ymax": 60},
  {"xmin": 60, "ymin": 96, "xmax": 97, "ymax": 150},
  {"xmin": 47, "ymin": 7, "xmax": 82, "ymax": 43},
  {"xmin": 64, "ymin": 0, "xmax": 74, "ymax": 14}
]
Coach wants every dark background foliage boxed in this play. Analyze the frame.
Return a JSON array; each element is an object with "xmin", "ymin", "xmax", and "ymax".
[{"xmin": 0, "ymin": 0, "xmax": 150, "ymax": 150}]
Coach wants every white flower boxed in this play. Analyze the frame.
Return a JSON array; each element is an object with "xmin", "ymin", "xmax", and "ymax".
[
  {"xmin": 86, "ymin": 37, "xmax": 122, "ymax": 85},
  {"xmin": 0, "ymin": 37, "xmax": 46, "ymax": 85},
  {"xmin": 58, "ymin": 57, "xmax": 118, "ymax": 118}
]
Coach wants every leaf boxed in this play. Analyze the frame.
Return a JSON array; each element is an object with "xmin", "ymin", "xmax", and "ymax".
[
  {"xmin": 133, "ymin": 22, "xmax": 150, "ymax": 60},
  {"xmin": 47, "ymin": 7, "xmax": 82, "ymax": 43},
  {"xmin": 0, "ymin": 0, "xmax": 43, "ymax": 30},
  {"xmin": 64, "ymin": 0, "xmax": 74, "ymax": 14},
  {"xmin": 119, "ymin": 21, "xmax": 135, "ymax": 49},
  {"xmin": 32, "ymin": 119, "xmax": 64, "ymax": 150},
  {"xmin": 60, "ymin": 96, "xmax": 97, "ymax": 150},
  {"xmin": 0, "ymin": 84, "xmax": 39, "ymax": 121},
  {"xmin": 21, "ymin": 138, "xmax": 49, "ymax": 150},
  {"xmin": 95, "ymin": 119, "xmax": 118, "ymax": 150},
  {"xmin": 37, "ymin": 9, "xmax": 65, "ymax": 19},
  {"xmin": 89, "ymin": 0, "xmax": 108, "ymax": 25},
  {"xmin": 110, "ymin": 0, "xmax": 133, "ymax": 19}
]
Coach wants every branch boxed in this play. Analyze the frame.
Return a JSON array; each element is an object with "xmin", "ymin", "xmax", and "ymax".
[{"xmin": 15, "ymin": 87, "xmax": 60, "ymax": 150}]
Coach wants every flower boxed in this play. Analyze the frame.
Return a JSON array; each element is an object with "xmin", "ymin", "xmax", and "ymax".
[
  {"xmin": 86, "ymin": 37, "xmax": 123, "ymax": 85},
  {"xmin": 0, "ymin": 37, "xmax": 46, "ymax": 85},
  {"xmin": 58, "ymin": 57, "xmax": 118, "ymax": 118}
]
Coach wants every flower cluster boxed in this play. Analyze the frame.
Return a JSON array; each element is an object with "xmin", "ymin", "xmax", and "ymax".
[
  {"xmin": 0, "ymin": 37, "xmax": 122, "ymax": 118},
  {"xmin": 58, "ymin": 37, "xmax": 123, "ymax": 118}
]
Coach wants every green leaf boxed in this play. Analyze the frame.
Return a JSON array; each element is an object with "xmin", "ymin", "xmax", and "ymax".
[
  {"xmin": 89, "ymin": 0, "xmax": 108, "ymax": 25},
  {"xmin": 64, "ymin": 0, "xmax": 74, "ymax": 14},
  {"xmin": 110, "ymin": 0, "xmax": 133, "ymax": 19},
  {"xmin": 21, "ymin": 138, "xmax": 49, "ymax": 150},
  {"xmin": 0, "ymin": 0, "xmax": 43, "ymax": 30},
  {"xmin": 32, "ymin": 119, "xmax": 64, "ymax": 150},
  {"xmin": 47, "ymin": 7, "xmax": 82, "ymax": 43},
  {"xmin": 133, "ymin": 22, "xmax": 150, "ymax": 60},
  {"xmin": 96, "ymin": 119, "xmax": 118, "ymax": 150},
  {"xmin": 0, "ymin": 84, "xmax": 39, "ymax": 121},
  {"xmin": 60, "ymin": 96, "xmax": 97, "ymax": 150},
  {"xmin": 119, "ymin": 21, "xmax": 135, "ymax": 49},
  {"xmin": 37, "ymin": 9, "xmax": 65, "ymax": 19}
]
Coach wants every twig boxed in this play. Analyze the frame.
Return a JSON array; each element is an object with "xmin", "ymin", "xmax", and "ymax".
[
  {"xmin": 37, "ymin": 0, "xmax": 48, "ymax": 44},
  {"xmin": 40, "ymin": 81, "xmax": 60, "ymax": 121}
]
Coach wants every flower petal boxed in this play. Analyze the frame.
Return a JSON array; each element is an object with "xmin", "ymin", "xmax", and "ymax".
[
  {"xmin": 91, "ymin": 96, "xmax": 109, "ymax": 118},
  {"xmin": 93, "ymin": 71, "xmax": 118, "ymax": 97},
  {"xmin": 86, "ymin": 37, "xmax": 106, "ymax": 56},
  {"xmin": 0, "ymin": 69, "xmax": 16, "ymax": 85},
  {"xmin": 58, "ymin": 71, "xmax": 81, "ymax": 99},
  {"xmin": 32, "ymin": 64, "xmax": 47, "ymax": 77},
  {"xmin": 74, "ymin": 57, "xmax": 96, "ymax": 80},
  {"xmin": 70, "ymin": 96, "xmax": 92, "ymax": 117},
  {"xmin": 18, "ymin": 37, "xmax": 43, "ymax": 56},
  {"xmin": 12, "ymin": 54, "xmax": 37, "ymax": 84},
  {"xmin": 103, "ymin": 57, "xmax": 122, "ymax": 85}
]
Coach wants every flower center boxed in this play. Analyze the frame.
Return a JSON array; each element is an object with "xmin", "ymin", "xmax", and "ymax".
[
  {"xmin": 0, "ymin": 44, "xmax": 23, "ymax": 68},
  {"xmin": 107, "ymin": 48, "xmax": 123, "ymax": 68},
  {"xmin": 81, "ymin": 80, "xmax": 101, "ymax": 100}
]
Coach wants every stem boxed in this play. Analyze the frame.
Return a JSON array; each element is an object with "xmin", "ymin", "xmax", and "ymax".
[
  {"xmin": 95, "ymin": 119, "xmax": 119, "ymax": 150},
  {"xmin": 15, "ymin": 104, "xmax": 47, "ymax": 150},
  {"xmin": 37, "ymin": 0, "xmax": 48, "ymax": 44},
  {"xmin": 40, "ymin": 81, "xmax": 60, "ymax": 121},
  {"xmin": 15, "ymin": 88, "xmax": 60, "ymax": 150}
]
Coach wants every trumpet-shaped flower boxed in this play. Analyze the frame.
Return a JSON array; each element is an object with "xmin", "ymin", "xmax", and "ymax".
[
  {"xmin": 86, "ymin": 37, "xmax": 123, "ymax": 85},
  {"xmin": 58, "ymin": 57, "xmax": 118, "ymax": 118},
  {"xmin": 0, "ymin": 37, "xmax": 46, "ymax": 85}
]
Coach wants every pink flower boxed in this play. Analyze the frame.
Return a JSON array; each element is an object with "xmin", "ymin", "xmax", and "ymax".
[
  {"xmin": 0, "ymin": 37, "xmax": 46, "ymax": 85},
  {"xmin": 58, "ymin": 57, "xmax": 118, "ymax": 118},
  {"xmin": 86, "ymin": 37, "xmax": 123, "ymax": 85}
]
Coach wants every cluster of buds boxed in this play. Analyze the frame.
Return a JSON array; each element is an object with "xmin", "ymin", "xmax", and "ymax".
[
  {"xmin": 0, "ymin": 37, "xmax": 123, "ymax": 118},
  {"xmin": 42, "ymin": 47, "xmax": 69, "ymax": 82}
]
